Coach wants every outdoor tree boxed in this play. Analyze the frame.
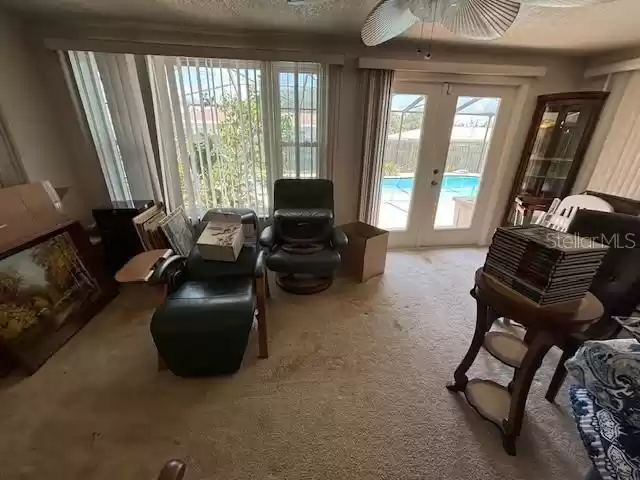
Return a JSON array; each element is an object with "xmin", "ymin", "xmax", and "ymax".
[
  {"xmin": 187, "ymin": 73, "xmax": 299, "ymax": 212},
  {"xmin": 387, "ymin": 111, "xmax": 423, "ymax": 135}
]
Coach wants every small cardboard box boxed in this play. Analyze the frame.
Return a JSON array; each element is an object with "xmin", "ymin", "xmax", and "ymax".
[
  {"xmin": 197, "ymin": 213, "xmax": 244, "ymax": 262},
  {"xmin": 340, "ymin": 222, "xmax": 389, "ymax": 282}
]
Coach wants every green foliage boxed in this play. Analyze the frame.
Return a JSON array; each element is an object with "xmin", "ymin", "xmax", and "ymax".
[
  {"xmin": 186, "ymin": 88, "xmax": 297, "ymax": 212},
  {"xmin": 190, "ymin": 90, "xmax": 263, "ymax": 208},
  {"xmin": 387, "ymin": 111, "xmax": 423, "ymax": 135},
  {"xmin": 382, "ymin": 162, "xmax": 400, "ymax": 177}
]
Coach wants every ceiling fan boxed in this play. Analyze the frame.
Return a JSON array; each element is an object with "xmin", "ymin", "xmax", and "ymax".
[{"xmin": 361, "ymin": 0, "xmax": 615, "ymax": 46}]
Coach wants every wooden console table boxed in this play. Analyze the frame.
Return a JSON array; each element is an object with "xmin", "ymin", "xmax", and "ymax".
[{"xmin": 447, "ymin": 269, "xmax": 603, "ymax": 455}]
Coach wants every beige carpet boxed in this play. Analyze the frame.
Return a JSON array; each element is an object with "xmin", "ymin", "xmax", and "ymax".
[{"xmin": 0, "ymin": 249, "xmax": 590, "ymax": 480}]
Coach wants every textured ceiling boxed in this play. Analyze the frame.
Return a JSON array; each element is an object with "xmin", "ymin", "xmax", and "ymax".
[{"xmin": 4, "ymin": 0, "xmax": 640, "ymax": 53}]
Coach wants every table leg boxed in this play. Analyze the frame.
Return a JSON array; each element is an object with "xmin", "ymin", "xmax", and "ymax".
[
  {"xmin": 255, "ymin": 275, "xmax": 268, "ymax": 359},
  {"xmin": 486, "ymin": 309, "xmax": 498, "ymax": 333},
  {"xmin": 447, "ymin": 297, "xmax": 494, "ymax": 392},
  {"xmin": 545, "ymin": 348, "xmax": 574, "ymax": 403},
  {"xmin": 501, "ymin": 331, "xmax": 552, "ymax": 455}
]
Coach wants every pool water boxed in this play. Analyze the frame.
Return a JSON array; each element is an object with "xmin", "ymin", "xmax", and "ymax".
[{"xmin": 382, "ymin": 174, "xmax": 480, "ymax": 197}]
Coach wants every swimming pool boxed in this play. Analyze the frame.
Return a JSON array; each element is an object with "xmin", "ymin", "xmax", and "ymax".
[{"xmin": 381, "ymin": 173, "xmax": 480, "ymax": 197}]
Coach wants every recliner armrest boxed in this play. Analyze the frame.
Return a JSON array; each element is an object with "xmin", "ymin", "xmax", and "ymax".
[
  {"xmin": 332, "ymin": 227, "xmax": 348, "ymax": 249},
  {"xmin": 254, "ymin": 250, "xmax": 266, "ymax": 277},
  {"xmin": 148, "ymin": 255, "xmax": 187, "ymax": 286},
  {"xmin": 259, "ymin": 225, "xmax": 275, "ymax": 248}
]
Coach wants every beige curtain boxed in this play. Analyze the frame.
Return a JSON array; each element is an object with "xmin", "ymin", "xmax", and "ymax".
[
  {"xmin": 320, "ymin": 64, "xmax": 342, "ymax": 180},
  {"xmin": 588, "ymin": 71, "xmax": 640, "ymax": 199},
  {"xmin": 357, "ymin": 69, "xmax": 393, "ymax": 224}
]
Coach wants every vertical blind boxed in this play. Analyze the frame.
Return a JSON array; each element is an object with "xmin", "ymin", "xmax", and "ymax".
[
  {"xmin": 68, "ymin": 51, "xmax": 160, "ymax": 203},
  {"xmin": 68, "ymin": 51, "xmax": 329, "ymax": 220},
  {"xmin": 588, "ymin": 71, "xmax": 640, "ymax": 200},
  {"xmin": 151, "ymin": 57, "xmax": 271, "ymax": 218}
]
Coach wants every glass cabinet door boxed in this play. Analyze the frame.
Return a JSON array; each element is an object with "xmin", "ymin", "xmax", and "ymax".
[
  {"xmin": 520, "ymin": 102, "xmax": 596, "ymax": 198},
  {"xmin": 502, "ymin": 91, "xmax": 609, "ymax": 227}
]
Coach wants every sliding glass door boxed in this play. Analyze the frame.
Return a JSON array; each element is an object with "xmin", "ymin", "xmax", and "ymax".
[{"xmin": 378, "ymin": 82, "xmax": 516, "ymax": 247}]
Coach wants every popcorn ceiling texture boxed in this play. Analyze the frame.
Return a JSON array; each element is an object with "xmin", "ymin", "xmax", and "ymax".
[
  {"xmin": 4, "ymin": 0, "xmax": 640, "ymax": 52},
  {"xmin": 0, "ymin": 249, "xmax": 591, "ymax": 480}
]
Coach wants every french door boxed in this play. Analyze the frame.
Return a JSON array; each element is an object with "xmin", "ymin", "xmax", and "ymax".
[{"xmin": 377, "ymin": 81, "xmax": 516, "ymax": 248}]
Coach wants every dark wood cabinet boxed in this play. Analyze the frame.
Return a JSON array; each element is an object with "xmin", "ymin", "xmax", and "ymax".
[
  {"xmin": 502, "ymin": 91, "xmax": 609, "ymax": 225},
  {"xmin": 92, "ymin": 200, "xmax": 155, "ymax": 274}
]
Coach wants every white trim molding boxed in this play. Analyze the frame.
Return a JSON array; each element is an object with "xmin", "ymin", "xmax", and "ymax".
[
  {"xmin": 45, "ymin": 38, "xmax": 345, "ymax": 65},
  {"xmin": 585, "ymin": 57, "xmax": 640, "ymax": 78},
  {"xmin": 357, "ymin": 57, "xmax": 547, "ymax": 77}
]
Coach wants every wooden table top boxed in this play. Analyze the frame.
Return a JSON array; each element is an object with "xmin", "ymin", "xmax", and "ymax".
[
  {"xmin": 475, "ymin": 268, "xmax": 603, "ymax": 332},
  {"xmin": 115, "ymin": 249, "xmax": 172, "ymax": 283}
]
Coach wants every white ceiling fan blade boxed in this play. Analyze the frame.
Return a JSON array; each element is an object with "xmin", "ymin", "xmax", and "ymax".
[
  {"xmin": 407, "ymin": 0, "xmax": 458, "ymax": 21},
  {"xmin": 517, "ymin": 0, "xmax": 616, "ymax": 6},
  {"xmin": 361, "ymin": 0, "xmax": 419, "ymax": 46},
  {"xmin": 441, "ymin": 0, "xmax": 521, "ymax": 40}
]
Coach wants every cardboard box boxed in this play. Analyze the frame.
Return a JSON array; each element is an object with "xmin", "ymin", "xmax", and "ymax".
[
  {"xmin": 340, "ymin": 222, "xmax": 389, "ymax": 282},
  {"xmin": 196, "ymin": 213, "xmax": 244, "ymax": 262}
]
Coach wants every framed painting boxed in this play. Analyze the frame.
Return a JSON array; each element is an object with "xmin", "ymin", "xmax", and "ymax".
[
  {"xmin": 0, "ymin": 221, "xmax": 117, "ymax": 373},
  {"xmin": 159, "ymin": 207, "xmax": 194, "ymax": 256}
]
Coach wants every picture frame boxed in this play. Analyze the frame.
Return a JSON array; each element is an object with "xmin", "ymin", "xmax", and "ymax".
[
  {"xmin": 158, "ymin": 207, "xmax": 194, "ymax": 257},
  {"xmin": 0, "ymin": 221, "xmax": 117, "ymax": 374}
]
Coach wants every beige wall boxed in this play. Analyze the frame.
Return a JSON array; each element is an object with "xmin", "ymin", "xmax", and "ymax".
[
  {"xmin": 18, "ymin": 16, "xmax": 588, "ymax": 228},
  {"xmin": 573, "ymin": 72, "xmax": 630, "ymax": 194},
  {"xmin": 573, "ymin": 47, "xmax": 640, "ymax": 196},
  {"xmin": 0, "ymin": 12, "xmax": 97, "ymax": 222}
]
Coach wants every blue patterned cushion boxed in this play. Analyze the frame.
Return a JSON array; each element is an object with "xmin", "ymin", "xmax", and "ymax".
[
  {"xmin": 570, "ymin": 386, "xmax": 640, "ymax": 480},
  {"xmin": 566, "ymin": 339, "xmax": 640, "ymax": 429}
]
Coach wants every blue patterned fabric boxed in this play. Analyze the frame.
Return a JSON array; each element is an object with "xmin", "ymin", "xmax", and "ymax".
[
  {"xmin": 566, "ymin": 340, "xmax": 640, "ymax": 429},
  {"xmin": 570, "ymin": 386, "xmax": 640, "ymax": 480}
]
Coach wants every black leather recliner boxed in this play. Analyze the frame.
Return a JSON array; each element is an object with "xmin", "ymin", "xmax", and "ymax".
[
  {"xmin": 545, "ymin": 209, "xmax": 640, "ymax": 401},
  {"xmin": 260, "ymin": 179, "xmax": 347, "ymax": 294},
  {"xmin": 148, "ymin": 208, "xmax": 268, "ymax": 377}
]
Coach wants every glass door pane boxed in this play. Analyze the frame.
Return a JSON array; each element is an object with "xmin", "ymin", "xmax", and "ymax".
[
  {"xmin": 433, "ymin": 96, "xmax": 501, "ymax": 230},
  {"xmin": 520, "ymin": 104, "xmax": 595, "ymax": 198},
  {"xmin": 377, "ymin": 93, "xmax": 426, "ymax": 230}
]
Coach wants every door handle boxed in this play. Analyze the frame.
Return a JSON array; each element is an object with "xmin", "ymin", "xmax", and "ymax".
[{"xmin": 431, "ymin": 180, "xmax": 439, "ymax": 186}]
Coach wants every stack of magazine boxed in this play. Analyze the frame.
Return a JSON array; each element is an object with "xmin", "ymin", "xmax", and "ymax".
[
  {"xmin": 484, "ymin": 225, "xmax": 609, "ymax": 306},
  {"xmin": 132, "ymin": 205, "xmax": 169, "ymax": 250}
]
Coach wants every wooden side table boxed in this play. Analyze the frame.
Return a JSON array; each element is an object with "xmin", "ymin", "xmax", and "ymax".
[{"xmin": 447, "ymin": 268, "xmax": 603, "ymax": 455}]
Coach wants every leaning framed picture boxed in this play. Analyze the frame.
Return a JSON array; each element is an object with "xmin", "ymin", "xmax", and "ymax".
[
  {"xmin": 0, "ymin": 221, "xmax": 117, "ymax": 373},
  {"xmin": 159, "ymin": 206, "xmax": 194, "ymax": 256}
]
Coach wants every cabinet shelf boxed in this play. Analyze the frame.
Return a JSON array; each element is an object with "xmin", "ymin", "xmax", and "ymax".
[
  {"xmin": 529, "ymin": 156, "xmax": 575, "ymax": 163},
  {"xmin": 523, "ymin": 175, "xmax": 568, "ymax": 180}
]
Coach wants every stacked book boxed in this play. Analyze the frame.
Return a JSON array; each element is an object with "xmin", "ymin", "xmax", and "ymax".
[
  {"xmin": 132, "ymin": 205, "xmax": 170, "ymax": 250},
  {"xmin": 484, "ymin": 225, "xmax": 609, "ymax": 306}
]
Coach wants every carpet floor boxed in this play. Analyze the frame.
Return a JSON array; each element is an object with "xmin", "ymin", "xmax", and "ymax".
[{"xmin": 0, "ymin": 249, "xmax": 590, "ymax": 480}]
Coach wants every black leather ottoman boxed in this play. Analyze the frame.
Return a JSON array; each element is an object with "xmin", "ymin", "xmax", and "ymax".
[{"xmin": 150, "ymin": 278, "xmax": 255, "ymax": 377}]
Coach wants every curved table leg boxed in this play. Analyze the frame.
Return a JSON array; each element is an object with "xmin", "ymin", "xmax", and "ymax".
[
  {"xmin": 447, "ymin": 297, "xmax": 495, "ymax": 392},
  {"xmin": 501, "ymin": 330, "xmax": 553, "ymax": 455}
]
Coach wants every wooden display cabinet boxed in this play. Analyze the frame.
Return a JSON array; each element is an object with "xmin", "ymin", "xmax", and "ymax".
[{"xmin": 502, "ymin": 91, "xmax": 609, "ymax": 225}]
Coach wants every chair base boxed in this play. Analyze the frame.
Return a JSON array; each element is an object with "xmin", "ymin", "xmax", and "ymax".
[{"xmin": 275, "ymin": 273, "xmax": 333, "ymax": 294}]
